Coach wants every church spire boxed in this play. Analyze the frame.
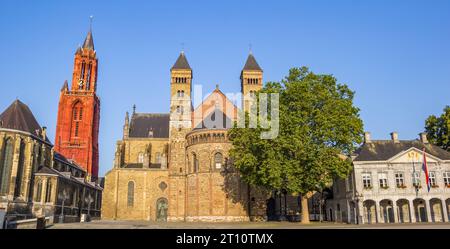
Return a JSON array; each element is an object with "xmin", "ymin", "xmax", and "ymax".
[
  {"xmin": 82, "ymin": 16, "xmax": 95, "ymax": 50},
  {"xmin": 242, "ymin": 52, "xmax": 262, "ymax": 72},
  {"xmin": 171, "ymin": 51, "xmax": 191, "ymax": 70}
]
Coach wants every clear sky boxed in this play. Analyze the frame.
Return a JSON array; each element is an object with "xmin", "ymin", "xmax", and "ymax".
[{"xmin": 0, "ymin": 0, "xmax": 449, "ymax": 177}]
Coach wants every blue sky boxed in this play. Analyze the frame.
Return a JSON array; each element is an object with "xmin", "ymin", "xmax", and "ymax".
[{"xmin": 0, "ymin": 0, "xmax": 449, "ymax": 176}]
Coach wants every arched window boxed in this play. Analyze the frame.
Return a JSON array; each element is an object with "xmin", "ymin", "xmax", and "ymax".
[
  {"xmin": 14, "ymin": 140, "xmax": 26, "ymax": 197},
  {"xmin": 86, "ymin": 63, "xmax": 92, "ymax": 90},
  {"xmin": 35, "ymin": 180, "xmax": 42, "ymax": 202},
  {"xmin": 0, "ymin": 138, "xmax": 14, "ymax": 194},
  {"xmin": 180, "ymin": 90, "xmax": 185, "ymax": 97},
  {"xmin": 80, "ymin": 61, "xmax": 86, "ymax": 84},
  {"xmin": 72, "ymin": 102, "xmax": 83, "ymax": 138},
  {"xmin": 127, "ymin": 181, "xmax": 134, "ymax": 207},
  {"xmin": 138, "ymin": 152, "xmax": 144, "ymax": 163},
  {"xmin": 45, "ymin": 180, "xmax": 52, "ymax": 203},
  {"xmin": 193, "ymin": 153, "xmax": 199, "ymax": 173},
  {"xmin": 214, "ymin": 152, "xmax": 223, "ymax": 169}
]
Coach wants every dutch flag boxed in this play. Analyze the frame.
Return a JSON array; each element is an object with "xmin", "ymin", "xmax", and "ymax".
[{"xmin": 422, "ymin": 148, "xmax": 431, "ymax": 192}]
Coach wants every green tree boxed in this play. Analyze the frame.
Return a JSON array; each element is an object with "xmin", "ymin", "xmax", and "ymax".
[
  {"xmin": 425, "ymin": 106, "xmax": 450, "ymax": 151},
  {"xmin": 228, "ymin": 67, "xmax": 364, "ymax": 224}
]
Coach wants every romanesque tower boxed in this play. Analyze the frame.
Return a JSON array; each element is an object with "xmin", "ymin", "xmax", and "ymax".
[
  {"xmin": 168, "ymin": 52, "xmax": 193, "ymax": 221},
  {"xmin": 54, "ymin": 29, "xmax": 100, "ymax": 181},
  {"xmin": 240, "ymin": 52, "xmax": 263, "ymax": 112}
]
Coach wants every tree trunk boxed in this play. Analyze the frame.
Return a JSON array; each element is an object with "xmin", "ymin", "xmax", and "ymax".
[{"xmin": 301, "ymin": 194, "xmax": 310, "ymax": 224}]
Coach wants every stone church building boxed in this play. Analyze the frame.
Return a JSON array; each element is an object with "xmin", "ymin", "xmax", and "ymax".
[{"xmin": 102, "ymin": 52, "xmax": 273, "ymax": 222}]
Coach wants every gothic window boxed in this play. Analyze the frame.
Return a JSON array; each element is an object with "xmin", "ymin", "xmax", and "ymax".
[
  {"xmin": 138, "ymin": 153, "xmax": 144, "ymax": 163},
  {"xmin": 80, "ymin": 61, "xmax": 86, "ymax": 82},
  {"xmin": 176, "ymin": 106, "xmax": 181, "ymax": 114},
  {"xmin": 45, "ymin": 180, "xmax": 52, "ymax": 203},
  {"xmin": 156, "ymin": 152, "xmax": 161, "ymax": 164},
  {"xmin": 86, "ymin": 63, "xmax": 92, "ymax": 90},
  {"xmin": 35, "ymin": 180, "xmax": 42, "ymax": 202},
  {"xmin": 0, "ymin": 138, "xmax": 14, "ymax": 194},
  {"xmin": 127, "ymin": 181, "xmax": 134, "ymax": 207},
  {"xmin": 214, "ymin": 152, "xmax": 223, "ymax": 169},
  {"xmin": 72, "ymin": 102, "xmax": 83, "ymax": 138},
  {"xmin": 14, "ymin": 140, "xmax": 26, "ymax": 197},
  {"xmin": 180, "ymin": 90, "xmax": 185, "ymax": 97}
]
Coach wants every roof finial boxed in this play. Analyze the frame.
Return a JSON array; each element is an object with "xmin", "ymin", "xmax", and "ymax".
[
  {"xmin": 181, "ymin": 42, "xmax": 185, "ymax": 54},
  {"xmin": 132, "ymin": 104, "xmax": 136, "ymax": 114},
  {"xmin": 89, "ymin": 15, "xmax": 94, "ymax": 32},
  {"xmin": 249, "ymin": 43, "xmax": 253, "ymax": 55},
  {"xmin": 216, "ymin": 84, "xmax": 219, "ymax": 90}
]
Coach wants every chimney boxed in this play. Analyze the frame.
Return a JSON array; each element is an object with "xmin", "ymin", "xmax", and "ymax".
[
  {"xmin": 364, "ymin": 132, "xmax": 371, "ymax": 143},
  {"xmin": 419, "ymin": 132, "xmax": 429, "ymax": 144},
  {"xmin": 42, "ymin": 126, "xmax": 47, "ymax": 141},
  {"xmin": 390, "ymin": 132, "xmax": 399, "ymax": 143}
]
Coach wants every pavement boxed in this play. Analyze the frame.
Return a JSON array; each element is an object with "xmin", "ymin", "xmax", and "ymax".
[{"xmin": 48, "ymin": 220, "xmax": 450, "ymax": 229}]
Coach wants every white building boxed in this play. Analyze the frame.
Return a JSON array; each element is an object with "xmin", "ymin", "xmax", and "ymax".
[{"xmin": 327, "ymin": 132, "xmax": 450, "ymax": 224}]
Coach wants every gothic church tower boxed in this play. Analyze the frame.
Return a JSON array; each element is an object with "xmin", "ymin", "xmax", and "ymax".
[{"xmin": 55, "ymin": 29, "xmax": 100, "ymax": 181}]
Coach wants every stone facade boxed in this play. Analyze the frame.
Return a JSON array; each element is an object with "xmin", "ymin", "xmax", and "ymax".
[
  {"xmin": 102, "ymin": 52, "xmax": 270, "ymax": 222},
  {"xmin": 327, "ymin": 132, "xmax": 450, "ymax": 224}
]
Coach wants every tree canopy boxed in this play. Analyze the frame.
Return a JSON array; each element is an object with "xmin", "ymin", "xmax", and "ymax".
[
  {"xmin": 425, "ymin": 106, "xmax": 450, "ymax": 151},
  {"xmin": 228, "ymin": 67, "xmax": 364, "ymax": 223}
]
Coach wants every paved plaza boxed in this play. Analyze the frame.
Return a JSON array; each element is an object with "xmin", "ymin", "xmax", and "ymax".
[{"xmin": 49, "ymin": 220, "xmax": 450, "ymax": 229}]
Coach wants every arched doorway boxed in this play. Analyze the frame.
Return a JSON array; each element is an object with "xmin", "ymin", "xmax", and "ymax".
[
  {"xmin": 396, "ymin": 199, "xmax": 410, "ymax": 223},
  {"xmin": 413, "ymin": 199, "xmax": 427, "ymax": 222},
  {"xmin": 363, "ymin": 200, "xmax": 377, "ymax": 224},
  {"xmin": 380, "ymin": 199, "xmax": 395, "ymax": 223},
  {"xmin": 430, "ymin": 198, "xmax": 444, "ymax": 222},
  {"xmin": 266, "ymin": 197, "xmax": 276, "ymax": 221},
  {"xmin": 156, "ymin": 198, "xmax": 168, "ymax": 222}
]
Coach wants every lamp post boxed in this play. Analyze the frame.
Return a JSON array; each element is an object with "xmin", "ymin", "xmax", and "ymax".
[
  {"xmin": 58, "ymin": 189, "xmax": 69, "ymax": 224},
  {"xmin": 353, "ymin": 191, "xmax": 363, "ymax": 224},
  {"xmin": 85, "ymin": 194, "xmax": 93, "ymax": 219}
]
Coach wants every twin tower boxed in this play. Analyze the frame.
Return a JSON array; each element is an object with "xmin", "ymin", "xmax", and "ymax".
[{"xmin": 168, "ymin": 51, "xmax": 264, "ymax": 131}]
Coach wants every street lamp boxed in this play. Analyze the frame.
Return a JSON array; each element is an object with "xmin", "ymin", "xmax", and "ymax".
[
  {"xmin": 353, "ymin": 191, "xmax": 363, "ymax": 224},
  {"xmin": 58, "ymin": 189, "xmax": 69, "ymax": 223},
  {"xmin": 85, "ymin": 194, "xmax": 94, "ymax": 219}
]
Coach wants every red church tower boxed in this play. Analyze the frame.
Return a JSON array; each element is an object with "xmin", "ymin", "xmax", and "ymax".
[{"xmin": 55, "ymin": 28, "xmax": 100, "ymax": 180}]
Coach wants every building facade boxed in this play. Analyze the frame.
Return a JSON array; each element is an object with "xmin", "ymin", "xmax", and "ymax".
[
  {"xmin": 102, "ymin": 52, "xmax": 272, "ymax": 222},
  {"xmin": 0, "ymin": 100, "xmax": 102, "ymax": 224},
  {"xmin": 327, "ymin": 132, "xmax": 450, "ymax": 224},
  {"xmin": 55, "ymin": 29, "xmax": 100, "ymax": 181}
]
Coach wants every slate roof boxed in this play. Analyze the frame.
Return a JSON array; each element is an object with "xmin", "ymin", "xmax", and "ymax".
[
  {"xmin": 353, "ymin": 140, "xmax": 450, "ymax": 161},
  {"xmin": 54, "ymin": 152, "xmax": 86, "ymax": 172},
  {"xmin": 194, "ymin": 109, "xmax": 234, "ymax": 130},
  {"xmin": 0, "ymin": 99, "xmax": 45, "ymax": 138},
  {"xmin": 82, "ymin": 31, "xmax": 95, "ymax": 50},
  {"xmin": 171, "ymin": 52, "xmax": 191, "ymax": 70},
  {"xmin": 242, "ymin": 53, "xmax": 262, "ymax": 71},
  {"xmin": 129, "ymin": 113, "xmax": 170, "ymax": 138}
]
